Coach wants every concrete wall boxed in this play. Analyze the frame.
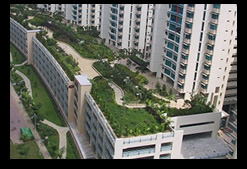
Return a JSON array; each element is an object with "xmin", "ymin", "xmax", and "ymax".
[{"xmin": 171, "ymin": 111, "xmax": 221, "ymax": 138}]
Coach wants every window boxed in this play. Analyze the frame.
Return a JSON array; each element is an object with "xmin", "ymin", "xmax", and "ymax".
[
  {"xmin": 212, "ymin": 13, "xmax": 219, "ymax": 20},
  {"xmin": 175, "ymin": 36, "xmax": 180, "ymax": 43},
  {"xmin": 187, "ymin": 12, "xmax": 194, "ymax": 18},
  {"xmin": 210, "ymin": 23, "xmax": 217, "ymax": 30},
  {"xmin": 203, "ymin": 11, "xmax": 206, "ymax": 20},
  {"xmin": 215, "ymin": 87, "xmax": 220, "ymax": 93},
  {"xmin": 165, "ymin": 59, "xmax": 172, "ymax": 67},
  {"xmin": 213, "ymin": 4, "xmax": 220, "ymax": 9},
  {"xmin": 208, "ymin": 33, "xmax": 216, "ymax": 40},
  {"xmin": 167, "ymin": 42, "xmax": 174, "ymax": 49},
  {"xmin": 166, "ymin": 51, "xmax": 173, "ymax": 58},
  {"xmin": 168, "ymin": 33, "xmax": 175, "ymax": 40},
  {"xmin": 185, "ymin": 22, "xmax": 192, "ymax": 29},
  {"xmin": 165, "ymin": 68, "xmax": 170, "ymax": 75}
]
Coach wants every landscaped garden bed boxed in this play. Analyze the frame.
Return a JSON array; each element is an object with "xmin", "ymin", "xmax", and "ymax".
[{"xmin": 90, "ymin": 76, "xmax": 168, "ymax": 137}]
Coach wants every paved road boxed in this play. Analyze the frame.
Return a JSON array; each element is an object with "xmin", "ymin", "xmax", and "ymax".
[
  {"xmin": 41, "ymin": 119, "xmax": 69, "ymax": 159},
  {"xmin": 10, "ymin": 82, "xmax": 52, "ymax": 159},
  {"xmin": 10, "ymin": 84, "xmax": 29, "ymax": 145}
]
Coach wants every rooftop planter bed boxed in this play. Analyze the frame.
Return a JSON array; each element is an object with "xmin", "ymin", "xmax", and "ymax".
[
  {"xmin": 42, "ymin": 22, "xmax": 116, "ymax": 62},
  {"xmin": 36, "ymin": 33, "xmax": 80, "ymax": 81},
  {"xmin": 90, "ymin": 76, "xmax": 168, "ymax": 137},
  {"xmin": 93, "ymin": 61, "xmax": 151, "ymax": 104}
]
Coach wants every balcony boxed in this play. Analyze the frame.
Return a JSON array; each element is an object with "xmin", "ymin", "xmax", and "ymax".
[
  {"xmin": 184, "ymin": 38, "xmax": 191, "ymax": 44},
  {"xmin": 201, "ymin": 78, "xmax": 209, "ymax": 84},
  {"xmin": 117, "ymin": 38, "xmax": 122, "ymax": 43},
  {"xmin": 136, "ymin": 18, "xmax": 141, "ymax": 22},
  {"xmin": 209, "ymin": 28, "xmax": 217, "ymax": 35},
  {"xmin": 118, "ymin": 31, "xmax": 123, "ymax": 36},
  {"xmin": 187, "ymin": 6, "xmax": 195, "ymax": 12},
  {"xmin": 208, "ymin": 39, "xmax": 215, "ymax": 45},
  {"xmin": 212, "ymin": 7, "xmax": 220, "ymax": 13},
  {"xmin": 182, "ymin": 48, "xmax": 189, "ymax": 55},
  {"xmin": 180, "ymin": 58, "xmax": 188, "ymax": 64},
  {"xmin": 177, "ymin": 86, "xmax": 184, "ymax": 93},
  {"xmin": 186, "ymin": 17, "xmax": 193, "ymax": 23},
  {"xmin": 205, "ymin": 48, "xmax": 213, "ymax": 55},
  {"xmin": 179, "ymin": 67, "xmax": 187, "ymax": 74},
  {"xmin": 136, "ymin": 10, "xmax": 142, "ymax": 15},
  {"xmin": 211, "ymin": 18, "xmax": 218, "ymax": 24},
  {"xmin": 178, "ymin": 77, "xmax": 185, "ymax": 83},
  {"xmin": 200, "ymin": 86, "xmax": 207, "ymax": 94},
  {"xmin": 203, "ymin": 68, "xmax": 210, "ymax": 75},
  {"xmin": 204, "ymin": 58, "xmax": 212, "ymax": 65},
  {"xmin": 184, "ymin": 27, "xmax": 192, "ymax": 33},
  {"xmin": 119, "ymin": 17, "xmax": 124, "ymax": 22}
]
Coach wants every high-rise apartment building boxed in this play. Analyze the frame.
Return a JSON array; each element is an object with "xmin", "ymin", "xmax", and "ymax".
[
  {"xmin": 37, "ymin": 4, "xmax": 65, "ymax": 14},
  {"xmin": 143, "ymin": 4, "xmax": 237, "ymax": 112},
  {"xmin": 100, "ymin": 4, "xmax": 149, "ymax": 51},
  {"xmin": 65, "ymin": 4, "xmax": 101, "ymax": 29}
]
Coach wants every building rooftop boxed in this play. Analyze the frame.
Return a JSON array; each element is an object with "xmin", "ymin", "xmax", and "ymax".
[
  {"xmin": 181, "ymin": 134, "xmax": 230, "ymax": 159},
  {"xmin": 75, "ymin": 75, "xmax": 91, "ymax": 86}
]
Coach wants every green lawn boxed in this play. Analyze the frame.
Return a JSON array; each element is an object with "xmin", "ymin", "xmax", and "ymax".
[
  {"xmin": 91, "ymin": 76, "xmax": 164, "ymax": 137},
  {"xmin": 66, "ymin": 132, "xmax": 81, "ymax": 159},
  {"xmin": 10, "ymin": 43, "xmax": 26, "ymax": 64},
  {"xmin": 10, "ymin": 139, "xmax": 43, "ymax": 159},
  {"xmin": 14, "ymin": 65, "xmax": 66, "ymax": 127}
]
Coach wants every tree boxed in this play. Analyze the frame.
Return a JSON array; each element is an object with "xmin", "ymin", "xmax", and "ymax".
[
  {"xmin": 19, "ymin": 133, "xmax": 30, "ymax": 142},
  {"xmin": 55, "ymin": 147, "xmax": 65, "ymax": 159},
  {"xmin": 155, "ymin": 82, "xmax": 161, "ymax": 93}
]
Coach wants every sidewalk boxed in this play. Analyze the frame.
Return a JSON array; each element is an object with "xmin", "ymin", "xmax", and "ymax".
[
  {"xmin": 10, "ymin": 83, "xmax": 52, "ymax": 159},
  {"xmin": 15, "ymin": 70, "xmax": 32, "ymax": 98},
  {"xmin": 41, "ymin": 119, "xmax": 69, "ymax": 159}
]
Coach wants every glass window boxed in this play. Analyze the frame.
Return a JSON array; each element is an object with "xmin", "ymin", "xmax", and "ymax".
[
  {"xmin": 205, "ymin": 54, "xmax": 212, "ymax": 60},
  {"xmin": 171, "ymin": 72, "xmax": 175, "ymax": 79},
  {"xmin": 212, "ymin": 13, "xmax": 219, "ymax": 19},
  {"xmin": 185, "ymin": 33, "xmax": 191, "ymax": 39},
  {"xmin": 170, "ymin": 14, "xmax": 176, "ymax": 22},
  {"xmin": 208, "ymin": 34, "xmax": 216, "ymax": 40},
  {"xmin": 169, "ymin": 24, "xmax": 176, "ymax": 31},
  {"xmin": 182, "ymin": 53, "xmax": 188, "ymax": 60},
  {"xmin": 168, "ymin": 33, "xmax": 175, "ymax": 40},
  {"xmin": 185, "ymin": 22, "xmax": 192, "ymax": 29},
  {"xmin": 207, "ymin": 44, "xmax": 214, "ymax": 50},
  {"xmin": 175, "ymin": 36, "xmax": 180, "ymax": 43},
  {"xmin": 167, "ymin": 42, "xmax": 174, "ymax": 49},
  {"xmin": 213, "ymin": 4, "xmax": 220, "ymax": 9},
  {"xmin": 210, "ymin": 23, "xmax": 217, "ymax": 30},
  {"xmin": 183, "ymin": 43, "xmax": 189, "ymax": 50},
  {"xmin": 188, "ymin": 4, "xmax": 195, "ymax": 7},
  {"xmin": 166, "ymin": 51, "xmax": 173, "ymax": 58},
  {"xmin": 165, "ymin": 59, "xmax": 172, "ymax": 67},
  {"xmin": 165, "ymin": 68, "xmax": 170, "ymax": 75},
  {"xmin": 187, "ymin": 12, "xmax": 194, "ymax": 18},
  {"xmin": 172, "ymin": 64, "xmax": 176, "ymax": 70},
  {"xmin": 174, "ymin": 45, "xmax": 179, "ymax": 52},
  {"xmin": 173, "ymin": 54, "xmax": 177, "ymax": 61}
]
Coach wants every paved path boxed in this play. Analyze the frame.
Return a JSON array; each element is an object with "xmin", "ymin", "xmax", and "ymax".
[
  {"xmin": 41, "ymin": 119, "xmax": 69, "ymax": 159},
  {"xmin": 45, "ymin": 28, "xmax": 99, "ymax": 79},
  {"xmin": 13, "ymin": 60, "xmax": 28, "ymax": 67},
  {"xmin": 15, "ymin": 70, "xmax": 32, "ymax": 98},
  {"xmin": 108, "ymin": 82, "xmax": 146, "ymax": 108},
  {"xmin": 10, "ymin": 52, "xmax": 12, "ymax": 63},
  {"xmin": 10, "ymin": 83, "xmax": 52, "ymax": 159}
]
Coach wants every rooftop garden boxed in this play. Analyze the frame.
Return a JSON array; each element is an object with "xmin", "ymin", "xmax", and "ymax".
[
  {"xmin": 90, "ymin": 76, "xmax": 169, "ymax": 138},
  {"xmin": 36, "ymin": 32, "xmax": 80, "ymax": 81},
  {"xmin": 93, "ymin": 61, "xmax": 150, "ymax": 104}
]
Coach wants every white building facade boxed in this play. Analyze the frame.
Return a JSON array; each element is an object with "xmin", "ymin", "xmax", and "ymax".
[{"xmin": 145, "ymin": 4, "xmax": 237, "ymax": 111}]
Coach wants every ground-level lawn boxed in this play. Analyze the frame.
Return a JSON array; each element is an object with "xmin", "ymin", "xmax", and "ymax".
[
  {"xmin": 10, "ymin": 139, "xmax": 43, "ymax": 159},
  {"xmin": 66, "ymin": 132, "xmax": 81, "ymax": 159},
  {"xmin": 10, "ymin": 43, "xmax": 26, "ymax": 64},
  {"xmin": 14, "ymin": 65, "xmax": 66, "ymax": 127}
]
